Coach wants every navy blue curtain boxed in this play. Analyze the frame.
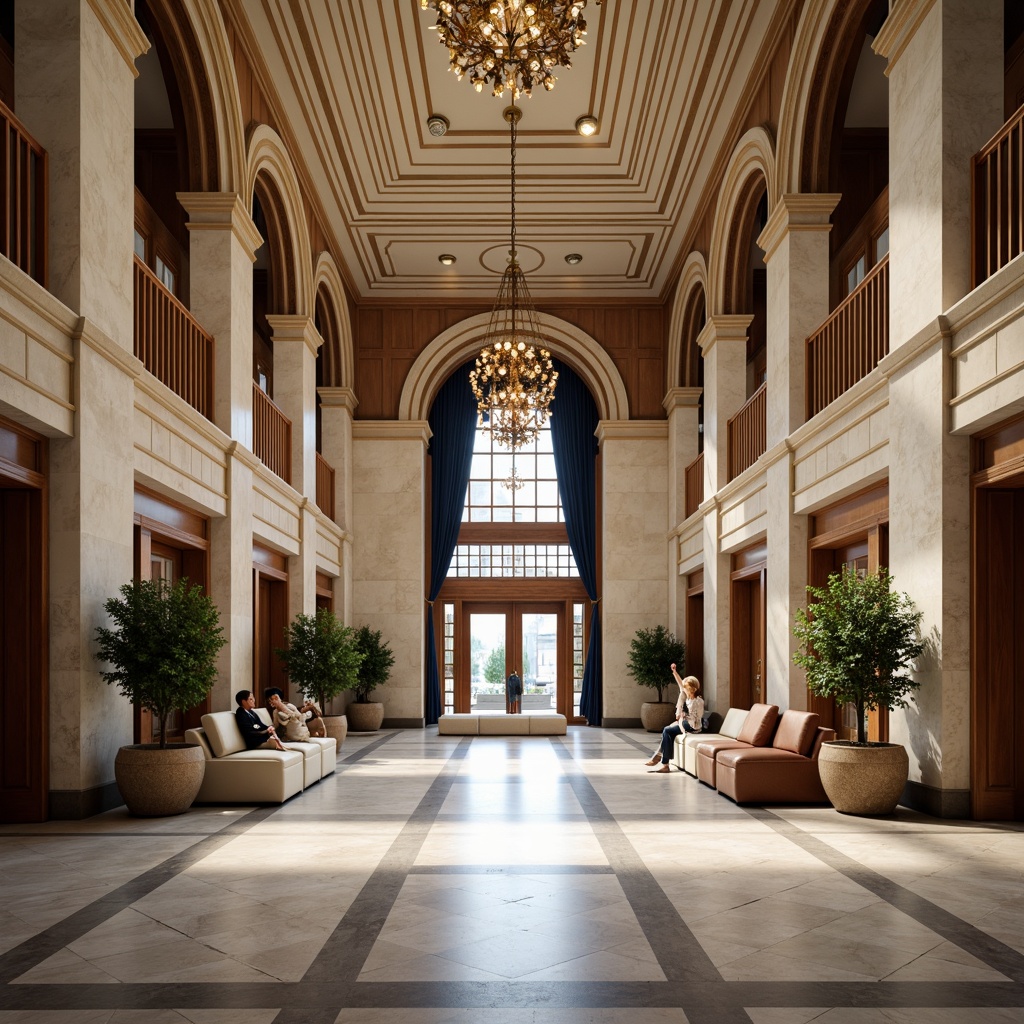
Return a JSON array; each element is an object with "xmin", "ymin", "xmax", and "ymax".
[
  {"xmin": 549, "ymin": 360, "xmax": 602, "ymax": 725},
  {"xmin": 424, "ymin": 363, "xmax": 478, "ymax": 725}
]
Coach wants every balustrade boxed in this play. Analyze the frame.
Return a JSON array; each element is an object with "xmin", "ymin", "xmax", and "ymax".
[
  {"xmin": 253, "ymin": 382, "xmax": 292, "ymax": 484},
  {"xmin": 727, "ymin": 383, "xmax": 766, "ymax": 481},
  {"xmin": 684, "ymin": 451, "xmax": 704, "ymax": 519},
  {"xmin": 805, "ymin": 255, "xmax": 889, "ymax": 419},
  {"xmin": 1, "ymin": 99, "xmax": 47, "ymax": 286},
  {"xmin": 973, "ymin": 104, "xmax": 1024, "ymax": 286},
  {"xmin": 316, "ymin": 451, "xmax": 336, "ymax": 522},
  {"xmin": 133, "ymin": 256, "xmax": 214, "ymax": 419}
]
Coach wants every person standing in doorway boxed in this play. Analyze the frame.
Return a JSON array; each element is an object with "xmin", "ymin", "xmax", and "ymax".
[{"xmin": 506, "ymin": 669, "xmax": 523, "ymax": 714}]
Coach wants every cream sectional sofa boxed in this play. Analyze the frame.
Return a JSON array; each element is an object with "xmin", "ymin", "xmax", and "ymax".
[
  {"xmin": 185, "ymin": 709, "xmax": 337, "ymax": 804},
  {"xmin": 672, "ymin": 707, "xmax": 748, "ymax": 775},
  {"xmin": 438, "ymin": 713, "xmax": 567, "ymax": 735}
]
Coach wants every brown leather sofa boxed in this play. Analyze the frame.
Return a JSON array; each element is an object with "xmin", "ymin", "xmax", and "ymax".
[
  {"xmin": 694, "ymin": 702, "xmax": 779, "ymax": 788},
  {"xmin": 713, "ymin": 709, "xmax": 835, "ymax": 804}
]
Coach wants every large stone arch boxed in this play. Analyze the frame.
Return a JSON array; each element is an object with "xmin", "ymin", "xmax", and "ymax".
[
  {"xmin": 399, "ymin": 313, "xmax": 629, "ymax": 423},
  {"xmin": 777, "ymin": 0, "xmax": 885, "ymax": 195},
  {"xmin": 144, "ymin": 0, "xmax": 246, "ymax": 193},
  {"xmin": 312, "ymin": 252, "xmax": 354, "ymax": 389},
  {"xmin": 707, "ymin": 126, "xmax": 776, "ymax": 317},
  {"xmin": 667, "ymin": 252, "xmax": 709, "ymax": 392},
  {"xmin": 245, "ymin": 124, "xmax": 314, "ymax": 317}
]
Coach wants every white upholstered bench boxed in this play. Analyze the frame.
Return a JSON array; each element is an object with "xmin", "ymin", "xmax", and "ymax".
[{"xmin": 438, "ymin": 713, "xmax": 567, "ymax": 736}]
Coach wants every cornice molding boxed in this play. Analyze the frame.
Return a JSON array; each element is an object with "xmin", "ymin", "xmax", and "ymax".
[
  {"xmin": 266, "ymin": 314, "xmax": 321, "ymax": 356},
  {"xmin": 757, "ymin": 193, "xmax": 841, "ymax": 262},
  {"xmin": 877, "ymin": 316, "xmax": 951, "ymax": 381},
  {"xmin": 873, "ymin": 0, "xmax": 937, "ymax": 77},
  {"xmin": 86, "ymin": 0, "xmax": 149, "ymax": 77},
  {"xmin": 177, "ymin": 192, "xmax": 264, "ymax": 261},
  {"xmin": 318, "ymin": 387, "xmax": 360, "ymax": 413},
  {"xmin": 663, "ymin": 387, "xmax": 703, "ymax": 414},
  {"xmin": 595, "ymin": 420, "xmax": 668, "ymax": 443},
  {"xmin": 73, "ymin": 317, "xmax": 143, "ymax": 379},
  {"xmin": 352, "ymin": 420, "xmax": 432, "ymax": 445},
  {"xmin": 699, "ymin": 314, "xmax": 754, "ymax": 355}
]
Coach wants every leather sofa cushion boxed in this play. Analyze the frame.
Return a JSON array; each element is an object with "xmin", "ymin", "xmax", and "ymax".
[
  {"xmin": 202, "ymin": 711, "xmax": 246, "ymax": 758},
  {"xmin": 772, "ymin": 710, "xmax": 820, "ymax": 755},
  {"xmin": 719, "ymin": 707, "xmax": 748, "ymax": 739},
  {"xmin": 735, "ymin": 703, "xmax": 779, "ymax": 746}
]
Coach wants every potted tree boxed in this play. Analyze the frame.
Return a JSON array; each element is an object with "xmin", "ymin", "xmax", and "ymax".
[
  {"xmin": 95, "ymin": 577, "xmax": 225, "ymax": 816},
  {"xmin": 793, "ymin": 567, "xmax": 924, "ymax": 815},
  {"xmin": 276, "ymin": 608, "xmax": 363, "ymax": 748},
  {"xmin": 627, "ymin": 625, "xmax": 686, "ymax": 732},
  {"xmin": 347, "ymin": 625, "xmax": 396, "ymax": 732}
]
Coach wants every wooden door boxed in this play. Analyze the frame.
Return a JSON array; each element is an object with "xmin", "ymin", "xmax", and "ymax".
[
  {"xmin": 730, "ymin": 562, "xmax": 766, "ymax": 708},
  {"xmin": 254, "ymin": 572, "xmax": 289, "ymax": 703}
]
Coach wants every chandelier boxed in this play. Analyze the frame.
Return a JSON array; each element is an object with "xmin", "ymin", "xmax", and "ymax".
[
  {"xmin": 469, "ymin": 104, "xmax": 557, "ymax": 450},
  {"xmin": 419, "ymin": 0, "xmax": 597, "ymax": 97}
]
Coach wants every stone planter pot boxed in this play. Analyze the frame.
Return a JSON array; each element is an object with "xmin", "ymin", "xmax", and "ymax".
[
  {"xmin": 322, "ymin": 714, "xmax": 348, "ymax": 749},
  {"xmin": 346, "ymin": 701, "xmax": 384, "ymax": 732},
  {"xmin": 640, "ymin": 701, "xmax": 677, "ymax": 733},
  {"xmin": 818, "ymin": 740, "xmax": 909, "ymax": 816},
  {"xmin": 114, "ymin": 743, "xmax": 206, "ymax": 817}
]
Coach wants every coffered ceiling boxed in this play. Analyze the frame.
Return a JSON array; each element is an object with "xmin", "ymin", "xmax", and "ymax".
[{"xmin": 225, "ymin": 1, "xmax": 792, "ymax": 303}]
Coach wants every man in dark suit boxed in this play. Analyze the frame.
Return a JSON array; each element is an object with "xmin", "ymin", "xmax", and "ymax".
[
  {"xmin": 506, "ymin": 670, "xmax": 522, "ymax": 714},
  {"xmin": 234, "ymin": 690, "xmax": 286, "ymax": 750}
]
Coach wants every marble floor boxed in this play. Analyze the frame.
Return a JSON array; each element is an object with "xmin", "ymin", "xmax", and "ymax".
[{"xmin": 1, "ymin": 727, "xmax": 1023, "ymax": 1024}]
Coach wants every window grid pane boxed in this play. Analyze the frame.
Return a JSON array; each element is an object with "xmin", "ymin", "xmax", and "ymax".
[
  {"xmin": 450, "ymin": 544, "xmax": 579, "ymax": 578},
  {"xmin": 443, "ymin": 603, "xmax": 455, "ymax": 716}
]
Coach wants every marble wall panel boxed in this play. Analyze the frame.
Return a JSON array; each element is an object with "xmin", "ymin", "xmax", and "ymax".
[
  {"xmin": 315, "ymin": 520, "xmax": 343, "ymax": 577},
  {"xmin": 251, "ymin": 478, "xmax": 301, "ymax": 556}
]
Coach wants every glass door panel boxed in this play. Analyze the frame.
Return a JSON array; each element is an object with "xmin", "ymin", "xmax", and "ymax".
[
  {"xmin": 519, "ymin": 611, "xmax": 557, "ymax": 712},
  {"xmin": 468, "ymin": 609, "xmax": 510, "ymax": 712}
]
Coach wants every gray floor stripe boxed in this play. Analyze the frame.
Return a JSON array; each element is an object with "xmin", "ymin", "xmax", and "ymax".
[
  {"xmin": 749, "ymin": 806, "xmax": 1024, "ymax": 983},
  {"xmin": 552, "ymin": 736, "xmax": 723, "ymax": 985}
]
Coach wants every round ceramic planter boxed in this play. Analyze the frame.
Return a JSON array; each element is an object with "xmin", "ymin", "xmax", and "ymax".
[
  {"xmin": 114, "ymin": 743, "xmax": 206, "ymax": 817},
  {"xmin": 818, "ymin": 740, "xmax": 909, "ymax": 816},
  {"xmin": 640, "ymin": 701, "xmax": 677, "ymax": 733},
  {"xmin": 346, "ymin": 701, "xmax": 384, "ymax": 732},
  {"xmin": 322, "ymin": 714, "xmax": 348, "ymax": 749}
]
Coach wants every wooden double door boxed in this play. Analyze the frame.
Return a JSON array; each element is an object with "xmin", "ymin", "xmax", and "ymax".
[{"xmin": 457, "ymin": 601, "xmax": 573, "ymax": 717}]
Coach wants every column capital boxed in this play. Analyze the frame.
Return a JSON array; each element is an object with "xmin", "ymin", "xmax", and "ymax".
[
  {"xmin": 266, "ymin": 314, "xmax": 321, "ymax": 356},
  {"xmin": 699, "ymin": 314, "xmax": 753, "ymax": 355},
  {"xmin": 595, "ymin": 420, "xmax": 668, "ymax": 443},
  {"xmin": 177, "ymin": 192, "xmax": 264, "ymax": 261},
  {"xmin": 872, "ymin": 0, "xmax": 935, "ymax": 76},
  {"xmin": 352, "ymin": 421, "xmax": 432, "ymax": 447},
  {"xmin": 318, "ymin": 386, "xmax": 360, "ymax": 413},
  {"xmin": 87, "ymin": 0, "xmax": 149, "ymax": 76},
  {"xmin": 663, "ymin": 387, "xmax": 703, "ymax": 415},
  {"xmin": 758, "ymin": 193, "xmax": 841, "ymax": 262}
]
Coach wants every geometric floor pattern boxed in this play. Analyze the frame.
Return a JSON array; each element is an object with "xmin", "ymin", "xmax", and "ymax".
[{"xmin": 1, "ymin": 727, "xmax": 1023, "ymax": 1023}]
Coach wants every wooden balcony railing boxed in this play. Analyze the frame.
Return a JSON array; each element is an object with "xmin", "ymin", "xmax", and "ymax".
[
  {"xmin": 727, "ymin": 382, "xmax": 766, "ymax": 481},
  {"xmin": 805, "ymin": 254, "xmax": 889, "ymax": 419},
  {"xmin": 684, "ymin": 451, "xmax": 704, "ymax": 519},
  {"xmin": 252, "ymin": 382, "xmax": 291, "ymax": 483},
  {"xmin": 973, "ymin": 103, "xmax": 1024, "ymax": 286},
  {"xmin": 1, "ymin": 99, "xmax": 47, "ymax": 286},
  {"xmin": 316, "ymin": 451, "xmax": 336, "ymax": 521},
  {"xmin": 133, "ymin": 256, "xmax": 214, "ymax": 419}
]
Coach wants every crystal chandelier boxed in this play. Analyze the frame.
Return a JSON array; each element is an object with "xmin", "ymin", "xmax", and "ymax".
[
  {"xmin": 419, "ymin": 0, "xmax": 598, "ymax": 98},
  {"xmin": 469, "ymin": 104, "xmax": 557, "ymax": 451}
]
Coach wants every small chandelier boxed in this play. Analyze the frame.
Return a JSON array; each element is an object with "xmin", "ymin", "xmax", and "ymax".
[
  {"xmin": 419, "ymin": 0, "xmax": 598, "ymax": 98},
  {"xmin": 469, "ymin": 104, "xmax": 557, "ymax": 451},
  {"xmin": 502, "ymin": 460, "xmax": 526, "ymax": 492}
]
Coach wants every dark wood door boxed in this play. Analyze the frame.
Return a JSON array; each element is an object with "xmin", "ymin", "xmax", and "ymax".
[
  {"xmin": 730, "ymin": 567, "xmax": 766, "ymax": 708},
  {"xmin": 254, "ymin": 572, "xmax": 289, "ymax": 703},
  {"xmin": 973, "ymin": 486, "xmax": 1024, "ymax": 820},
  {"xmin": 0, "ymin": 487, "xmax": 47, "ymax": 822}
]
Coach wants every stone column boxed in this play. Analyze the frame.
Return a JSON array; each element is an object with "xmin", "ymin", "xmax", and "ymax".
[
  {"xmin": 177, "ymin": 195, "xmax": 262, "ymax": 708},
  {"xmin": 177, "ymin": 194, "xmax": 263, "ymax": 445},
  {"xmin": 597, "ymin": 421, "xmax": 669, "ymax": 725},
  {"xmin": 351, "ymin": 421, "xmax": 431, "ymax": 726},
  {"xmin": 16, "ymin": 2, "xmax": 147, "ymax": 816},
  {"xmin": 872, "ymin": 0, "xmax": 1001, "ymax": 816},
  {"xmin": 699, "ymin": 315, "xmax": 750, "ymax": 711},
  {"xmin": 758, "ymin": 194, "xmax": 838, "ymax": 710},
  {"xmin": 663, "ymin": 387, "xmax": 702, "ymax": 635},
  {"xmin": 319, "ymin": 387, "xmax": 358, "ymax": 622}
]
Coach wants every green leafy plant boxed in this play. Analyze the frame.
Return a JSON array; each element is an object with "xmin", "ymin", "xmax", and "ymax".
[
  {"xmin": 351, "ymin": 625, "xmax": 396, "ymax": 703},
  {"xmin": 626, "ymin": 625, "xmax": 686, "ymax": 703},
  {"xmin": 276, "ymin": 608, "xmax": 364, "ymax": 711},
  {"xmin": 483, "ymin": 646, "xmax": 506, "ymax": 687},
  {"xmin": 793, "ymin": 567, "xmax": 924, "ymax": 745},
  {"xmin": 95, "ymin": 577, "xmax": 225, "ymax": 749}
]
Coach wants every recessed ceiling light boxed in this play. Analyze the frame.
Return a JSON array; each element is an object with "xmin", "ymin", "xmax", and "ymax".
[
  {"xmin": 575, "ymin": 115, "xmax": 599, "ymax": 137},
  {"xmin": 565, "ymin": 253, "xmax": 583, "ymax": 265},
  {"xmin": 438, "ymin": 254, "xmax": 457, "ymax": 266},
  {"xmin": 427, "ymin": 114, "xmax": 449, "ymax": 137}
]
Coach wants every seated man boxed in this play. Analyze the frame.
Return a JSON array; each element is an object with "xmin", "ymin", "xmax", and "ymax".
[{"xmin": 234, "ymin": 689, "xmax": 285, "ymax": 751}]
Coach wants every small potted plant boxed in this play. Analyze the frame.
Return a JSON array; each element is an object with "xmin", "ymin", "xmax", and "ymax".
[
  {"xmin": 793, "ymin": 567, "xmax": 924, "ymax": 815},
  {"xmin": 347, "ymin": 625, "xmax": 396, "ymax": 732},
  {"xmin": 95, "ymin": 577, "xmax": 225, "ymax": 816},
  {"xmin": 276, "ymin": 608, "xmax": 363, "ymax": 747},
  {"xmin": 626, "ymin": 625, "xmax": 686, "ymax": 732}
]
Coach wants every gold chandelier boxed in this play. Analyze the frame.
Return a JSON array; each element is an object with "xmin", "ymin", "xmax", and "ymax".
[
  {"xmin": 419, "ymin": 0, "xmax": 597, "ymax": 97},
  {"xmin": 469, "ymin": 104, "xmax": 557, "ymax": 451}
]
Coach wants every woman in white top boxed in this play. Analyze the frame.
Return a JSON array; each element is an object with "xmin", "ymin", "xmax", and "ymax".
[{"xmin": 646, "ymin": 665, "xmax": 704, "ymax": 773}]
